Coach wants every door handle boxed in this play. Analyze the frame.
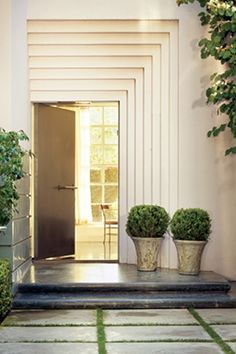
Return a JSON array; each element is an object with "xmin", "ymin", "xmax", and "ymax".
[{"xmin": 57, "ymin": 185, "xmax": 78, "ymax": 190}]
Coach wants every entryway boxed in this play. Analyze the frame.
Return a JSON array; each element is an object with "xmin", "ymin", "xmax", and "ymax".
[
  {"xmin": 28, "ymin": 19, "xmax": 179, "ymax": 269},
  {"xmin": 33, "ymin": 102, "xmax": 119, "ymax": 262}
]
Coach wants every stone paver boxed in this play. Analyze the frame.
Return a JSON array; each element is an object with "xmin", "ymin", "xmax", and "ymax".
[
  {"xmin": 2, "ymin": 308, "xmax": 235, "ymax": 354},
  {"xmin": 0, "ymin": 343, "xmax": 98, "ymax": 354},
  {"xmin": 197, "ymin": 308, "xmax": 236, "ymax": 324},
  {"xmin": 105, "ymin": 325, "xmax": 211, "ymax": 341},
  {"xmin": 2, "ymin": 309, "xmax": 96, "ymax": 326},
  {"xmin": 103, "ymin": 309, "xmax": 197, "ymax": 325},
  {"xmin": 228, "ymin": 342, "xmax": 236, "ymax": 352},
  {"xmin": 0, "ymin": 326, "xmax": 97, "ymax": 342},
  {"xmin": 212, "ymin": 324, "xmax": 236, "ymax": 340},
  {"xmin": 106, "ymin": 342, "xmax": 224, "ymax": 354}
]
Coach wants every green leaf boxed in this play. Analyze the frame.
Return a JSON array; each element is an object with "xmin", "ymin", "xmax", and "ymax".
[
  {"xmin": 199, "ymin": 38, "xmax": 208, "ymax": 46},
  {"xmin": 207, "ymin": 130, "xmax": 212, "ymax": 138},
  {"xmin": 206, "ymin": 88, "xmax": 212, "ymax": 97},
  {"xmin": 225, "ymin": 147, "xmax": 236, "ymax": 156}
]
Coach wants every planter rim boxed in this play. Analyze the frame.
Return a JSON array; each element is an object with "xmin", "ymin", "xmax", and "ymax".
[
  {"xmin": 174, "ymin": 239, "xmax": 207, "ymax": 245},
  {"xmin": 130, "ymin": 236, "xmax": 164, "ymax": 240}
]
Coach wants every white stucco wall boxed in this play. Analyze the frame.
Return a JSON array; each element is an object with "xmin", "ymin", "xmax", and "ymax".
[
  {"xmin": 0, "ymin": 0, "xmax": 11, "ymax": 129},
  {"xmin": 11, "ymin": 0, "xmax": 29, "ymax": 136},
  {"xmin": 0, "ymin": 0, "xmax": 31, "ymax": 283},
  {"xmin": 0, "ymin": 0, "xmax": 29, "ymax": 134},
  {"xmin": 1, "ymin": 0, "xmax": 236, "ymax": 279}
]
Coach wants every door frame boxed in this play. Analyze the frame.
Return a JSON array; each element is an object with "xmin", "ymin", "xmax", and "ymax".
[{"xmin": 32, "ymin": 93, "xmax": 127, "ymax": 262}]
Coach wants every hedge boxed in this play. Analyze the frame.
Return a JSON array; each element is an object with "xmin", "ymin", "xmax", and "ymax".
[{"xmin": 0, "ymin": 259, "xmax": 11, "ymax": 320}]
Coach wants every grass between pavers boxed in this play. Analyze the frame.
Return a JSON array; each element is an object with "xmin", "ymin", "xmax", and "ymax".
[
  {"xmin": 105, "ymin": 322, "xmax": 200, "ymax": 327},
  {"xmin": 208, "ymin": 322, "xmax": 236, "ymax": 326},
  {"xmin": 105, "ymin": 339, "xmax": 213, "ymax": 343},
  {"xmin": 97, "ymin": 309, "xmax": 107, "ymax": 354},
  {"xmin": 3, "ymin": 323, "xmax": 96, "ymax": 327},
  {"xmin": 0, "ymin": 340, "xmax": 97, "ymax": 343},
  {"xmin": 3, "ymin": 323, "xmax": 200, "ymax": 327},
  {"xmin": 189, "ymin": 308, "xmax": 235, "ymax": 354}
]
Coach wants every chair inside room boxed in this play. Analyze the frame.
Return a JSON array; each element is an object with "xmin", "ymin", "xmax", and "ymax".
[{"xmin": 100, "ymin": 204, "xmax": 118, "ymax": 243}]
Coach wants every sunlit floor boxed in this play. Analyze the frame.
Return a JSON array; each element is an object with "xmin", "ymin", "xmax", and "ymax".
[
  {"xmin": 75, "ymin": 224, "xmax": 118, "ymax": 261},
  {"xmin": 75, "ymin": 241, "xmax": 118, "ymax": 261}
]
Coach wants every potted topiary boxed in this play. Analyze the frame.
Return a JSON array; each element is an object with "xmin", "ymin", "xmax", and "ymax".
[
  {"xmin": 170, "ymin": 208, "xmax": 211, "ymax": 275},
  {"xmin": 0, "ymin": 128, "xmax": 29, "ymax": 233},
  {"xmin": 126, "ymin": 205, "xmax": 170, "ymax": 271}
]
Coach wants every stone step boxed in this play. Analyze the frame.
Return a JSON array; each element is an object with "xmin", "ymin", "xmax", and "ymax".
[
  {"xmin": 16, "ymin": 280, "xmax": 231, "ymax": 294},
  {"xmin": 13, "ymin": 290, "xmax": 236, "ymax": 309},
  {"xmin": 14, "ymin": 266, "xmax": 234, "ymax": 309}
]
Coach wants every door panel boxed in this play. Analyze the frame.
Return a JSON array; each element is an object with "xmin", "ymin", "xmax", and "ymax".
[{"xmin": 36, "ymin": 104, "xmax": 75, "ymax": 259}]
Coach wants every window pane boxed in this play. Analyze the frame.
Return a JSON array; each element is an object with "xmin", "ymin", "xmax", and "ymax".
[
  {"xmin": 105, "ymin": 166, "xmax": 118, "ymax": 183},
  {"xmin": 104, "ymin": 146, "xmax": 118, "ymax": 164},
  {"xmin": 105, "ymin": 186, "xmax": 118, "ymax": 203},
  {"xmin": 90, "ymin": 107, "xmax": 103, "ymax": 125},
  {"xmin": 91, "ymin": 186, "xmax": 102, "ymax": 203},
  {"xmin": 104, "ymin": 127, "xmax": 118, "ymax": 144},
  {"xmin": 90, "ymin": 145, "xmax": 103, "ymax": 164},
  {"xmin": 104, "ymin": 107, "xmax": 118, "ymax": 125},
  {"xmin": 90, "ymin": 168, "xmax": 102, "ymax": 183},
  {"xmin": 91, "ymin": 127, "xmax": 102, "ymax": 144},
  {"xmin": 104, "ymin": 206, "xmax": 118, "ymax": 220},
  {"xmin": 91, "ymin": 205, "xmax": 102, "ymax": 222}
]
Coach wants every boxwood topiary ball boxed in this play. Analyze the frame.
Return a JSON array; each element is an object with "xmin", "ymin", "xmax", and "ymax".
[
  {"xmin": 170, "ymin": 208, "xmax": 211, "ymax": 241},
  {"xmin": 126, "ymin": 205, "xmax": 170, "ymax": 238}
]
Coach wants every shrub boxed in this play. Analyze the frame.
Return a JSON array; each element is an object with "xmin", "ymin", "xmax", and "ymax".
[
  {"xmin": 0, "ymin": 128, "xmax": 29, "ymax": 225},
  {"xmin": 126, "ymin": 205, "xmax": 170, "ymax": 238},
  {"xmin": 0, "ymin": 259, "xmax": 12, "ymax": 320},
  {"xmin": 170, "ymin": 208, "xmax": 211, "ymax": 241}
]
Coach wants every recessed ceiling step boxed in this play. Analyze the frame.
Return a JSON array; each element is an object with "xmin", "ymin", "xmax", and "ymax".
[{"xmin": 13, "ymin": 291, "xmax": 236, "ymax": 309}]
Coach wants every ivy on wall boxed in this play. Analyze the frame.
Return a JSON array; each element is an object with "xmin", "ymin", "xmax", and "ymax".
[{"xmin": 177, "ymin": 0, "xmax": 236, "ymax": 155}]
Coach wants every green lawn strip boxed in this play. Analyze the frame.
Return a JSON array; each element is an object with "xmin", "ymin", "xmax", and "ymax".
[
  {"xmin": 97, "ymin": 309, "xmax": 107, "ymax": 354},
  {"xmin": 105, "ymin": 323, "xmax": 199, "ymax": 327},
  {"xmin": 2, "ymin": 323, "xmax": 95, "ymax": 327},
  {"xmin": 208, "ymin": 322, "xmax": 236, "ymax": 326},
  {"xmin": 188, "ymin": 308, "xmax": 235, "ymax": 354},
  {"xmin": 0, "ymin": 340, "xmax": 97, "ymax": 343},
  {"xmin": 105, "ymin": 339, "xmax": 213, "ymax": 343}
]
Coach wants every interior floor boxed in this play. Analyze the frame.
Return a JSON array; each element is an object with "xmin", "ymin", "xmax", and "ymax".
[
  {"xmin": 75, "ymin": 241, "xmax": 118, "ymax": 261},
  {"xmin": 75, "ymin": 224, "xmax": 118, "ymax": 261}
]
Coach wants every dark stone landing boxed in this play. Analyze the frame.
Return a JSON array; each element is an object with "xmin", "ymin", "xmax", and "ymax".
[{"xmin": 13, "ymin": 262, "xmax": 236, "ymax": 309}]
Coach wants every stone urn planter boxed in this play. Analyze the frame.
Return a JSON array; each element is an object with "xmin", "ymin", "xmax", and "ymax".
[
  {"xmin": 131, "ymin": 237, "xmax": 163, "ymax": 271},
  {"xmin": 170, "ymin": 208, "xmax": 211, "ymax": 276},
  {"xmin": 174, "ymin": 240, "xmax": 207, "ymax": 275},
  {"xmin": 126, "ymin": 205, "xmax": 170, "ymax": 272}
]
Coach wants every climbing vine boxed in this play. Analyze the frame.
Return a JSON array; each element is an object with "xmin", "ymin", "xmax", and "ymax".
[{"xmin": 177, "ymin": 0, "xmax": 236, "ymax": 155}]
